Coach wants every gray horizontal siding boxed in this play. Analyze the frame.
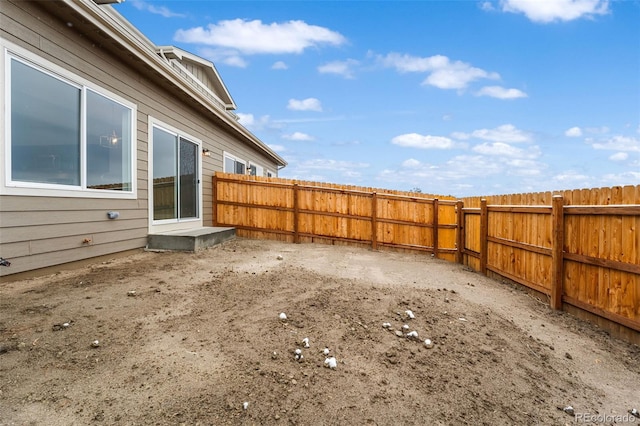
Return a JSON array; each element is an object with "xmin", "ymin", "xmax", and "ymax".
[{"xmin": 1, "ymin": 1, "xmax": 281, "ymax": 277}]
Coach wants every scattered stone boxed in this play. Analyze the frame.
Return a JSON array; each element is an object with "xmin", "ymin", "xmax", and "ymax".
[
  {"xmin": 272, "ymin": 351, "xmax": 278, "ymax": 360},
  {"xmin": 276, "ymin": 255, "xmax": 283, "ymax": 260},
  {"xmin": 279, "ymin": 312, "xmax": 287, "ymax": 321},
  {"xmin": 294, "ymin": 349, "xmax": 303, "ymax": 362},
  {"xmin": 394, "ymin": 330, "xmax": 404, "ymax": 337},
  {"xmin": 629, "ymin": 409, "xmax": 639, "ymax": 418},
  {"xmin": 382, "ymin": 322, "xmax": 392, "ymax": 329},
  {"xmin": 323, "ymin": 348, "xmax": 330, "ymax": 355},
  {"xmin": 405, "ymin": 310, "xmax": 415, "ymax": 319},
  {"xmin": 243, "ymin": 402, "xmax": 249, "ymax": 410},
  {"xmin": 406, "ymin": 331, "xmax": 419, "ymax": 340},
  {"xmin": 402, "ymin": 324, "xmax": 409, "ymax": 330},
  {"xmin": 424, "ymin": 339, "xmax": 434, "ymax": 349},
  {"xmin": 558, "ymin": 406, "xmax": 574, "ymax": 416},
  {"xmin": 90, "ymin": 340, "xmax": 100, "ymax": 348},
  {"xmin": 127, "ymin": 290, "xmax": 137, "ymax": 297},
  {"xmin": 564, "ymin": 352, "xmax": 573, "ymax": 360},
  {"xmin": 302, "ymin": 337, "xmax": 310, "ymax": 348},
  {"xmin": 458, "ymin": 318, "xmax": 467, "ymax": 322},
  {"xmin": 324, "ymin": 357, "xmax": 337, "ymax": 369}
]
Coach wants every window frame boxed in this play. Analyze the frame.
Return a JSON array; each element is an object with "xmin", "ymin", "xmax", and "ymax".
[
  {"xmin": 1, "ymin": 40, "xmax": 137, "ymax": 199},
  {"xmin": 248, "ymin": 162, "xmax": 264, "ymax": 177},
  {"xmin": 223, "ymin": 151, "xmax": 247, "ymax": 175},
  {"xmin": 148, "ymin": 117, "xmax": 203, "ymax": 231}
]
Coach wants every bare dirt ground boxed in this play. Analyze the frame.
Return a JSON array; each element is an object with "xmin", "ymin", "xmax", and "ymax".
[{"xmin": 1, "ymin": 238, "xmax": 638, "ymax": 426}]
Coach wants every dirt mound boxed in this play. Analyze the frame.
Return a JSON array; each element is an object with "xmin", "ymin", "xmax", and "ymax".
[{"xmin": 1, "ymin": 239, "xmax": 637, "ymax": 425}]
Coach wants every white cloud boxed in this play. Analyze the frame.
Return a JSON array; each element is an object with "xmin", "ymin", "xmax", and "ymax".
[
  {"xmin": 318, "ymin": 59, "xmax": 359, "ymax": 79},
  {"xmin": 130, "ymin": 0, "xmax": 186, "ymax": 18},
  {"xmin": 454, "ymin": 124, "xmax": 532, "ymax": 143},
  {"xmin": 481, "ymin": 1, "xmax": 496, "ymax": 11},
  {"xmin": 401, "ymin": 158, "xmax": 422, "ymax": 168},
  {"xmin": 609, "ymin": 152, "xmax": 628, "ymax": 161},
  {"xmin": 271, "ymin": 61, "xmax": 288, "ymax": 70},
  {"xmin": 475, "ymin": 86, "xmax": 528, "ymax": 99},
  {"xmin": 283, "ymin": 132, "xmax": 314, "ymax": 141},
  {"xmin": 174, "ymin": 19, "xmax": 346, "ymax": 55},
  {"xmin": 197, "ymin": 47, "xmax": 248, "ymax": 68},
  {"xmin": 391, "ymin": 133, "xmax": 456, "ymax": 149},
  {"xmin": 590, "ymin": 135, "xmax": 640, "ymax": 152},
  {"xmin": 236, "ymin": 113, "xmax": 278, "ymax": 131},
  {"xmin": 500, "ymin": 0, "xmax": 610, "ymax": 23},
  {"xmin": 297, "ymin": 159, "xmax": 370, "ymax": 172},
  {"xmin": 376, "ymin": 52, "xmax": 500, "ymax": 90},
  {"xmin": 287, "ymin": 98, "xmax": 323, "ymax": 112},
  {"xmin": 472, "ymin": 142, "xmax": 540, "ymax": 158},
  {"xmin": 565, "ymin": 126, "xmax": 583, "ymax": 137},
  {"xmin": 585, "ymin": 126, "xmax": 610, "ymax": 134}
]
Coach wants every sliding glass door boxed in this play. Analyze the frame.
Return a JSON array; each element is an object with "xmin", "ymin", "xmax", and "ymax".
[{"xmin": 153, "ymin": 126, "xmax": 199, "ymax": 222}]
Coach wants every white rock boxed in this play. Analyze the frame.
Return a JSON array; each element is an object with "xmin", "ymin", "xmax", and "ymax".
[
  {"xmin": 406, "ymin": 331, "xmax": 419, "ymax": 339},
  {"xmin": 405, "ymin": 310, "xmax": 415, "ymax": 319},
  {"xmin": 277, "ymin": 255, "xmax": 284, "ymax": 260},
  {"xmin": 458, "ymin": 317, "xmax": 467, "ymax": 322},
  {"xmin": 424, "ymin": 339, "xmax": 434, "ymax": 349},
  {"xmin": 302, "ymin": 337, "xmax": 310, "ymax": 348},
  {"xmin": 324, "ymin": 357, "xmax": 337, "ymax": 369},
  {"xmin": 402, "ymin": 324, "xmax": 410, "ymax": 330},
  {"xmin": 243, "ymin": 402, "xmax": 249, "ymax": 410},
  {"xmin": 382, "ymin": 322, "xmax": 392, "ymax": 329},
  {"xmin": 62, "ymin": 322, "xmax": 70, "ymax": 328},
  {"xmin": 90, "ymin": 340, "xmax": 100, "ymax": 348},
  {"xmin": 279, "ymin": 312, "xmax": 287, "ymax": 320},
  {"xmin": 323, "ymin": 348, "xmax": 330, "ymax": 355}
]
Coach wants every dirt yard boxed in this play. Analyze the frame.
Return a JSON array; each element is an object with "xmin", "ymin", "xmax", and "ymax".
[{"xmin": 0, "ymin": 239, "xmax": 638, "ymax": 425}]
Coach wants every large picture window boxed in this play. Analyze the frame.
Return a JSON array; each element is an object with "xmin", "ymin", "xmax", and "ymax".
[{"xmin": 6, "ymin": 53, "xmax": 134, "ymax": 195}]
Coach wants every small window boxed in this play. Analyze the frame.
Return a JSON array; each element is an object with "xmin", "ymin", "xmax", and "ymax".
[
  {"xmin": 248, "ymin": 163, "xmax": 263, "ymax": 177},
  {"xmin": 223, "ymin": 152, "xmax": 246, "ymax": 175},
  {"xmin": 266, "ymin": 170, "xmax": 275, "ymax": 178}
]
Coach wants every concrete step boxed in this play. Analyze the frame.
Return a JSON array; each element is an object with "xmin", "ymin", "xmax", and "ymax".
[{"xmin": 147, "ymin": 227, "xmax": 235, "ymax": 252}]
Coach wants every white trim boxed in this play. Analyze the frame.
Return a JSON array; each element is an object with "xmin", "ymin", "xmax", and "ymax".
[
  {"xmin": 248, "ymin": 162, "xmax": 264, "ymax": 177},
  {"xmin": 1, "ymin": 39, "xmax": 137, "ymax": 199},
  {"xmin": 148, "ymin": 116, "xmax": 203, "ymax": 233},
  {"xmin": 223, "ymin": 151, "xmax": 247, "ymax": 174}
]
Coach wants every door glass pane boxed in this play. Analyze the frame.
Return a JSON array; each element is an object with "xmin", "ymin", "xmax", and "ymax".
[
  {"xmin": 179, "ymin": 138, "xmax": 198, "ymax": 219},
  {"xmin": 11, "ymin": 59, "xmax": 81, "ymax": 186},
  {"xmin": 153, "ymin": 127, "xmax": 177, "ymax": 220},
  {"xmin": 86, "ymin": 90, "xmax": 132, "ymax": 191}
]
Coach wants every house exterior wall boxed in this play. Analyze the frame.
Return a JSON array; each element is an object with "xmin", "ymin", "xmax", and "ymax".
[{"xmin": 0, "ymin": 1, "xmax": 280, "ymax": 276}]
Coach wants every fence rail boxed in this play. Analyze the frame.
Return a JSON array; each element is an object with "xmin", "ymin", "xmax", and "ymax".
[{"xmin": 214, "ymin": 173, "xmax": 639, "ymax": 339}]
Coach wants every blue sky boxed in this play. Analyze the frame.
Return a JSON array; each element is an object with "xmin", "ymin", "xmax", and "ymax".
[{"xmin": 117, "ymin": 0, "xmax": 639, "ymax": 197}]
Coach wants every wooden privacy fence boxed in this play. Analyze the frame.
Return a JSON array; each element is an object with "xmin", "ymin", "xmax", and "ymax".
[
  {"xmin": 462, "ymin": 186, "xmax": 640, "ymax": 338},
  {"xmin": 214, "ymin": 174, "xmax": 639, "ymax": 338},
  {"xmin": 213, "ymin": 173, "xmax": 458, "ymax": 261}
]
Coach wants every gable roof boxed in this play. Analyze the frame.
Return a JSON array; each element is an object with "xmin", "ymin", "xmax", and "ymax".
[
  {"xmin": 46, "ymin": 0, "xmax": 286, "ymax": 168},
  {"xmin": 156, "ymin": 46, "xmax": 237, "ymax": 111}
]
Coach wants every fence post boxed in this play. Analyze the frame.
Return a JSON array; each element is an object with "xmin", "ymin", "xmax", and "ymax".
[
  {"xmin": 455, "ymin": 200, "xmax": 464, "ymax": 264},
  {"xmin": 371, "ymin": 192, "xmax": 378, "ymax": 250},
  {"xmin": 480, "ymin": 199, "xmax": 488, "ymax": 275},
  {"xmin": 212, "ymin": 173, "xmax": 218, "ymax": 226},
  {"xmin": 293, "ymin": 184, "xmax": 300, "ymax": 244},
  {"xmin": 433, "ymin": 199, "xmax": 439, "ymax": 258},
  {"xmin": 550, "ymin": 195, "xmax": 565, "ymax": 310}
]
